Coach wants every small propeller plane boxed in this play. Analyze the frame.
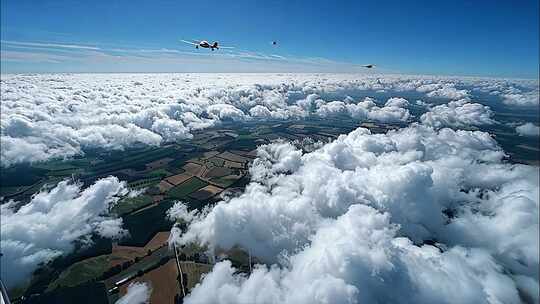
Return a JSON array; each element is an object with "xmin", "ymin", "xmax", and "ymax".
[{"xmin": 181, "ymin": 39, "xmax": 235, "ymax": 51}]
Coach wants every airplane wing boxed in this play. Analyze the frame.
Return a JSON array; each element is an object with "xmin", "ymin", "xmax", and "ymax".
[{"xmin": 180, "ymin": 39, "xmax": 199, "ymax": 45}]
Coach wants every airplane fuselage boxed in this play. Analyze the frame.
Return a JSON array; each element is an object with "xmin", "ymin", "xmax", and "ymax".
[{"xmin": 196, "ymin": 41, "xmax": 218, "ymax": 50}]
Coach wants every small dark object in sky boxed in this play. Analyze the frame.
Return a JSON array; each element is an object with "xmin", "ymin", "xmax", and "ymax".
[
  {"xmin": 272, "ymin": 41, "xmax": 277, "ymax": 45},
  {"xmin": 363, "ymin": 64, "xmax": 375, "ymax": 69}
]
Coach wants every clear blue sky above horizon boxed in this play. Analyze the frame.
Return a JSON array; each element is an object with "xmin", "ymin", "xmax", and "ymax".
[{"xmin": 1, "ymin": 0, "xmax": 539, "ymax": 78}]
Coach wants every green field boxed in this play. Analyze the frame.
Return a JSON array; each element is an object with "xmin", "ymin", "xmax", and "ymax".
[
  {"xmin": 206, "ymin": 166, "xmax": 231, "ymax": 177},
  {"xmin": 47, "ymin": 255, "xmax": 110, "ymax": 291},
  {"xmin": 208, "ymin": 157, "xmax": 225, "ymax": 167},
  {"xmin": 210, "ymin": 176, "xmax": 238, "ymax": 188},
  {"xmin": 112, "ymin": 195, "xmax": 153, "ymax": 216},
  {"xmin": 166, "ymin": 177, "xmax": 208, "ymax": 199},
  {"xmin": 26, "ymin": 282, "xmax": 109, "ymax": 304},
  {"xmin": 90, "ymin": 146, "xmax": 178, "ymax": 174},
  {"xmin": 147, "ymin": 168, "xmax": 173, "ymax": 178},
  {"xmin": 119, "ymin": 201, "xmax": 175, "ymax": 247},
  {"xmin": 47, "ymin": 168, "xmax": 84, "ymax": 177},
  {"xmin": 0, "ymin": 164, "xmax": 48, "ymax": 187},
  {"xmin": 0, "ymin": 186, "xmax": 27, "ymax": 197},
  {"xmin": 128, "ymin": 177, "xmax": 161, "ymax": 189},
  {"xmin": 224, "ymin": 138, "xmax": 258, "ymax": 150},
  {"xmin": 33, "ymin": 161, "xmax": 79, "ymax": 171},
  {"xmin": 32, "ymin": 158, "xmax": 95, "ymax": 172}
]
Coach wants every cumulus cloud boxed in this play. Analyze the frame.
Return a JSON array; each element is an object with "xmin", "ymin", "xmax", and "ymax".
[
  {"xmin": 316, "ymin": 97, "xmax": 411, "ymax": 123},
  {"xmin": 418, "ymin": 83, "xmax": 469, "ymax": 100},
  {"xmin": 502, "ymin": 90, "xmax": 540, "ymax": 107},
  {"xmin": 167, "ymin": 201, "xmax": 199, "ymax": 223},
  {"xmin": 1, "ymin": 74, "xmax": 536, "ymax": 167},
  {"xmin": 420, "ymin": 99, "xmax": 495, "ymax": 128},
  {"xmin": 0, "ymin": 176, "xmax": 127, "ymax": 288},
  {"xmin": 170, "ymin": 124, "xmax": 538, "ymax": 304},
  {"xmin": 115, "ymin": 282, "xmax": 152, "ymax": 304},
  {"xmin": 316, "ymin": 97, "xmax": 410, "ymax": 123},
  {"xmin": 516, "ymin": 123, "xmax": 540, "ymax": 137}
]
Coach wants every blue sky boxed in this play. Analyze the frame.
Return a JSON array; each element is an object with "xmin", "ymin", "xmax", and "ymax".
[{"xmin": 1, "ymin": 0, "xmax": 538, "ymax": 78}]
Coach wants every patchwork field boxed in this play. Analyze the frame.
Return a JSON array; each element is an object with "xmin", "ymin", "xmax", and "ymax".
[
  {"xmin": 204, "ymin": 166, "xmax": 232, "ymax": 178},
  {"xmin": 179, "ymin": 262, "xmax": 213, "ymax": 291},
  {"xmin": 128, "ymin": 177, "xmax": 161, "ymax": 189},
  {"xmin": 4, "ymin": 119, "xmax": 408, "ymax": 303},
  {"xmin": 119, "ymin": 201, "xmax": 174, "ymax": 247},
  {"xmin": 224, "ymin": 160, "xmax": 244, "ymax": 169},
  {"xmin": 164, "ymin": 173, "xmax": 193, "ymax": 185},
  {"xmin": 145, "ymin": 157, "xmax": 174, "ymax": 170},
  {"xmin": 109, "ymin": 232, "xmax": 171, "ymax": 268},
  {"xmin": 207, "ymin": 157, "xmax": 225, "ymax": 167},
  {"xmin": 210, "ymin": 174, "xmax": 244, "ymax": 188},
  {"xmin": 189, "ymin": 184, "xmax": 224, "ymax": 200},
  {"xmin": 47, "ymin": 255, "xmax": 110, "ymax": 290},
  {"xmin": 112, "ymin": 195, "xmax": 153, "ymax": 216},
  {"xmin": 166, "ymin": 177, "xmax": 208, "ymax": 200},
  {"xmin": 202, "ymin": 151, "xmax": 220, "ymax": 159},
  {"xmin": 158, "ymin": 180, "xmax": 175, "ymax": 193},
  {"xmin": 229, "ymin": 149, "xmax": 258, "ymax": 158},
  {"xmin": 109, "ymin": 246, "xmax": 146, "ymax": 268},
  {"xmin": 216, "ymin": 151, "xmax": 250, "ymax": 163},
  {"xmin": 183, "ymin": 162, "xmax": 205, "ymax": 176},
  {"xmin": 118, "ymin": 260, "xmax": 179, "ymax": 304},
  {"xmin": 146, "ymin": 168, "xmax": 173, "ymax": 178}
]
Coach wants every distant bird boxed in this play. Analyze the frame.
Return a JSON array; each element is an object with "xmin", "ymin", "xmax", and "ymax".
[{"xmin": 362, "ymin": 64, "xmax": 375, "ymax": 69}]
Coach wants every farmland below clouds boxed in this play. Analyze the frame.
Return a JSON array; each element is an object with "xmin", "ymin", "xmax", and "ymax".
[
  {"xmin": 0, "ymin": 176, "xmax": 127, "ymax": 288},
  {"xmin": 171, "ymin": 124, "xmax": 539, "ymax": 304}
]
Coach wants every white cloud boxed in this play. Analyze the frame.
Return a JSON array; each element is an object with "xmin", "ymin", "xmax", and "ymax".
[
  {"xmin": 115, "ymin": 282, "xmax": 152, "ymax": 304},
  {"xmin": 0, "ymin": 50, "xmax": 76, "ymax": 64},
  {"xmin": 420, "ymin": 99, "xmax": 495, "ymax": 128},
  {"xmin": 502, "ymin": 90, "xmax": 539, "ymax": 107},
  {"xmin": 167, "ymin": 201, "xmax": 199, "ymax": 223},
  {"xmin": 170, "ymin": 124, "xmax": 538, "ymax": 304},
  {"xmin": 385, "ymin": 97, "xmax": 409, "ymax": 108},
  {"xmin": 1, "ymin": 40, "xmax": 101, "ymax": 50},
  {"xmin": 424, "ymin": 84, "xmax": 469, "ymax": 100},
  {"xmin": 516, "ymin": 123, "xmax": 540, "ymax": 137},
  {"xmin": 0, "ymin": 176, "xmax": 127, "ymax": 288},
  {"xmin": 315, "ymin": 96, "xmax": 411, "ymax": 123}
]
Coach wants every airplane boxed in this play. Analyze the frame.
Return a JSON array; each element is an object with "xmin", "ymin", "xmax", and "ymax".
[
  {"xmin": 362, "ymin": 64, "xmax": 376, "ymax": 69},
  {"xmin": 181, "ymin": 39, "xmax": 234, "ymax": 51}
]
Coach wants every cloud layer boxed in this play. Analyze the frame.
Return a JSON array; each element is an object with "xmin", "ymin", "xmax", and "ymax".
[
  {"xmin": 2, "ymin": 74, "xmax": 536, "ymax": 167},
  {"xmin": 0, "ymin": 176, "xmax": 127, "ymax": 288},
  {"xmin": 170, "ymin": 124, "xmax": 539, "ymax": 304}
]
